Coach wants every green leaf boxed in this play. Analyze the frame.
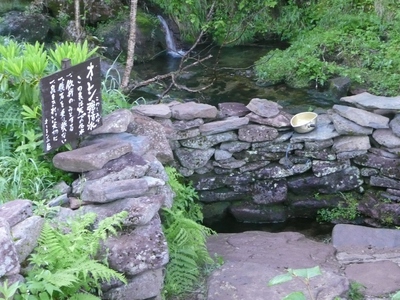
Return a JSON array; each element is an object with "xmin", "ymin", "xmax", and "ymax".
[
  {"xmin": 283, "ymin": 291, "xmax": 307, "ymax": 300},
  {"xmin": 392, "ymin": 291, "xmax": 400, "ymax": 300},
  {"xmin": 291, "ymin": 266, "xmax": 322, "ymax": 279},
  {"xmin": 268, "ymin": 273, "xmax": 293, "ymax": 286}
]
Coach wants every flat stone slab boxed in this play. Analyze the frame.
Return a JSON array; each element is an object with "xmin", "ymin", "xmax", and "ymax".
[
  {"xmin": 199, "ymin": 116, "xmax": 249, "ymax": 135},
  {"xmin": 333, "ymin": 105, "xmax": 389, "ymax": 129},
  {"xmin": 171, "ymin": 102, "xmax": 218, "ymax": 120},
  {"xmin": 207, "ymin": 231, "xmax": 348, "ymax": 300},
  {"xmin": 327, "ymin": 109, "xmax": 373, "ymax": 135},
  {"xmin": 132, "ymin": 104, "xmax": 171, "ymax": 118},
  {"xmin": 53, "ymin": 140, "xmax": 132, "ymax": 172},
  {"xmin": 341, "ymin": 92, "xmax": 400, "ymax": 110},
  {"xmin": 290, "ymin": 122, "xmax": 340, "ymax": 143},
  {"xmin": 246, "ymin": 98, "xmax": 282, "ymax": 118},
  {"xmin": 332, "ymin": 224, "xmax": 400, "ymax": 250},
  {"xmin": 345, "ymin": 261, "xmax": 400, "ymax": 297},
  {"xmin": 373, "ymin": 129, "xmax": 400, "ymax": 148}
]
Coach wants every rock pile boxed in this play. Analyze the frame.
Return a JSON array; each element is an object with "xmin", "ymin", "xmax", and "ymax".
[
  {"xmin": 1, "ymin": 92, "xmax": 400, "ymax": 299},
  {"xmin": 132, "ymin": 92, "xmax": 400, "ymax": 226},
  {"xmin": 0, "ymin": 111, "xmax": 175, "ymax": 299}
]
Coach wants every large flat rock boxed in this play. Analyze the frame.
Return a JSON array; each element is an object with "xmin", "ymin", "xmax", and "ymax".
[
  {"xmin": 341, "ymin": 92, "xmax": 400, "ymax": 110},
  {"xmin": 53, "ymin": 140, "xmax": 132, "ymax": 172},
  {"xmin": 207, "ymin": 231, "xmax": 348, "ymax": 300}
]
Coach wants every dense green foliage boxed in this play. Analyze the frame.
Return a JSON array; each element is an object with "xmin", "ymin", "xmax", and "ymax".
[
  {"xmin": 0, "ymin": 38, "xmax": 118, "ymax": 204},
  {"xmin": 255, "ymin": 0, "xmax": 400, "ymax": 95},
  {"xmin": 15, "ymin": 211, "xmax": 128, "ymax": 300},
  {"xmin": 317, "ymin": 192, "xmax": 360, "ymax": 223},
  {"xmin": 149, "ymin": 0, "xmax": 277, "ymax": 44},
  {"xmin": 162, "ymin": 167, "xmax": 216, "ymax": 298}
]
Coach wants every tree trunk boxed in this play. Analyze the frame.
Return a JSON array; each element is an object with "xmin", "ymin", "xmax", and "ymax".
[
  {"xmin": 120, "ymin": 0, "xmax": 138, "ymax": 91},
  {"xmin": 74, "ymin": 0, "xmax": 81, "ymax": 41}
]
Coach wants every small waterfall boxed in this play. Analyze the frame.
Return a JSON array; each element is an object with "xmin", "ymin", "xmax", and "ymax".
[{"xmin": 157, "ymin": 15, "xmax": 185, "ymax": 58}]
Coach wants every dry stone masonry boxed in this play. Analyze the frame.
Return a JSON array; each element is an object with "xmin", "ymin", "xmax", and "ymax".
[
  {"xmin": 1, "ymin": 91, "xmax": 400, "ymax": 299},
  {"xmin": 132, "ymin": 92, "xmax": 400, "ymax": 226}
]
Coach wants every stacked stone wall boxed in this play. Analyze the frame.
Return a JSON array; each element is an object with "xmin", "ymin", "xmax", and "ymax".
[
  {"xmin": 132, "ymin": 92, "xmax": 400, "ymax": 226},
  {"xmin": 1, "ymin": 91, "xmax": 400, "ymax": 298}
]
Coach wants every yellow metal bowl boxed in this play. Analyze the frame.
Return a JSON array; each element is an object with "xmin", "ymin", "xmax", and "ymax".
[{"xmin": 290, "ymin": 112, "xmax": 318, "ymax": 133}]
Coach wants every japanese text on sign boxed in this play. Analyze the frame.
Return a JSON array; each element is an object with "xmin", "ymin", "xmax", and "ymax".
[{"xmin": 40, "ymin": 57, "xmax": 102, "ymax": 152}]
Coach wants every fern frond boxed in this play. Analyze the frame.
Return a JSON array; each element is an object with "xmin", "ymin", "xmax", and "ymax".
[
  {"xmin": 72, "ymin": 259, "xmax": 127, "ymax": 285},
  {"xmin": 0, "ymin": 100, "xmax": 23, "ymax": 129},
  {"xmin": 69, "ymin": 293, "xmax": 101, "ymax": 300},
  {"xmin": 94, "ymin": 210, "xmax": 128, "ymax": 241},
  {"xmin": 0, "ymin": 135, "xmax": 12, "ymax": 156},
  {"xmin": 46, "ymin": 270, "xmax": 79, "ymax": 288}
]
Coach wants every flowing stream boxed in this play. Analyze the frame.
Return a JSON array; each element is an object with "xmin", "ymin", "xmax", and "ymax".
[
  {"xmin": 132, "ymin": 42, "xmax": 338, "ymax": 114},
  {"xmin": 132, "ymin": 27, "xmax": 339, "ymax": 238}
]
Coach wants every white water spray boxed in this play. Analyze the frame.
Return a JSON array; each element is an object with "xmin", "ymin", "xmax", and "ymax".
[{"xmin": 157, "ymin": 15, "xmax": 186, "ymax": 58}]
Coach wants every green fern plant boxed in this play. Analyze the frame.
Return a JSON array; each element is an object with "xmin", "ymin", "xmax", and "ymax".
[
  {"xmin": 15, "ymin": 211, "xmax": 128, "ymax": 300},
  {"xmin": 162, "ymin": 167, "xmax": 216, "ymax": 298}
]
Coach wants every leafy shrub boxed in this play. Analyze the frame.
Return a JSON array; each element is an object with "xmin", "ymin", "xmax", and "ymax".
[
  {"xmin": 317, "ymin": 192, "xmax": 360, "ymax": 223},
  {"xmin": 255, "ymin": 0, "xmax": 400, "ymax": 95},
  {"xmin": 161, "ymin": 167, "xmax": 216, "ymax": 298},
  {"xmin": 16, "ymin": 211, "xmax": 128, "ymax": 300}
]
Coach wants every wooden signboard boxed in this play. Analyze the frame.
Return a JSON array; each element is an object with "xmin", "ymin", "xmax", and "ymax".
[{"xmin": 40, "ymin": 57, "xmax": 102, "ymax": 152}]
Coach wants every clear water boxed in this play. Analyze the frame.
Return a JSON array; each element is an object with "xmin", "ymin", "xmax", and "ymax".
[
  {"xmin": 131, "ymin": 42, "xmax": 338, "ymax": 113},
  {"xmin": 132, "ymin": 43, "xmax": 338, "ymax": 238}
]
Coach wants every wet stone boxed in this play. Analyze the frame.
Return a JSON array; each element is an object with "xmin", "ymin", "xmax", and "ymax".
[
  {"xmin": 171, "ymin": 118, "xmax": 204, "ymax": 130},
  {"xmin": 327, "ymin": 110, "xmax": 373, "ymax": 135},
  {"xmin": 174, "ymin": 148, "xmax": 215, "ymax": 169},
  {"xmin": 81, "ymin": 178, "xmax": 152, "ymax": 203},
  {"xmin": 390, "ymin": 114, "xmax": 400, "ymax": 138},
  {"xmin": 212, "ymin": 158, "xmax": 246, "ymax": 169},
  {"xmin": 132, "ymin": 104, "xmax": 171, "ymax": 118},
  {"xmin": 294, "ymin": 149, "xmax": 337, "ymax": 161},
  {"xmin": 252, "ymin": 179, "xmax": 287, "ymax": 204},
  {"xmin": 0, "ymin": 218, "xmax": 20, "ymax": 277},
  {"xmin": 370, "ymin": 176, "xmax": 400, "ymax": 189},
  {"xmin": 238, "ymin": 124, "xmax": 279, "ymax": 142},
  {"xmin": 53, "ymin": 140, "xmax": 133, "ymax": 172},
  {"xmin": 254, "ymin": 160, "xmax": 312, "ymax": 179},
  {"xmin": 246, "ymin": 98, "xmax": 282, "ymax": 118},
  {"xmin": 290, "ymin": 123, "xmax": 340, "ymax": 143},
  {"xmin": 332, "ymin": 136, "xmax": 371, "ymax": 153},
  {"xmin": 180, "ymin": 131, "xmax": 237, "ymax": 149},
  {"xmin": 169, "ymin": 128, "xmax": 200, "ymax": 141},
  {"xmin": 90, "ymin": 109, "xmax": 132, "ymax": 134},
  {"xmin": 341, "ymin": 92, "xmax": 400, "ymax": 110},
  {"xmin": 214, "ymin": 149, "xmax": 233, "ymax": 160},
  {"xmin": 199, "ymin": 116, "xmax": 249, "ymax": 135},
  {"xmin": 171, "ymin": 102, "xmax": 218, "ymax": 120},
  {"xmin": 332, "ymin": 104, "xmax": 389, "ymax": 129},
  {"xmin": 353, "ymin": 153, "xmax": 400, "ymax": 169},
  {"xmin": 198, "ymin": 189, "xmax": 247, "ymax": 203},
  {"xmin": 218, "ymin": 102, "xmax": 250, "ymax": 117},
  {"xmin": 368, "ymin": 147, "xmax": 399, "ymax": 158},
  {"xmin": 103, "ymin": 215, "xmax": 169, "ymax": 276},
  {"xmin": 240, "ymin": 161, "xmax": 271, "ymax": 173},
  {"xmin": 246, "ymin": 111, "xmax": 292, "ymax": 128},
  {"xmin": 304, "ymin": 139, "xmax": 334, "ymax": 151},
  {"xmin": 252, "ymin": 142, "xmax": 303, "ymax": 152},
  {"xmin": 229, "ymin": 202, "xmax": 288, "ymax": 223},
  {"xmin": 312, "ymin": 159, "xmax": 351, "ymax": 177},
  {"xmin": 288, "ymin": 167, "xmax": 363, "ymax": 194},
  {"xmin": 360, "ymin": 168, "xmax": 379, "ymax": 177},
  {"xmin": 220, "ymin": 141, "xmax": 251, "ymax": 153},
  {"xmin": 337, "ymin": 150, "xmax": 367, "ymax": 160},
  {"xmin": 372, "ymin": 129, "xmax": 400, "ymax": 148}
]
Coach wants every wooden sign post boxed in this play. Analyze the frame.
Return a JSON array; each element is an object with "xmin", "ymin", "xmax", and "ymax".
[{"xmin": 40, "ymin": 57, "xmax": 102, "ymax": 152}]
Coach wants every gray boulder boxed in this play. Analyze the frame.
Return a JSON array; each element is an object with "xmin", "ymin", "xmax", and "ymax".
[{"xmin": 0, "ymin": 11, "xmax": 50, "ymax": 43}]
